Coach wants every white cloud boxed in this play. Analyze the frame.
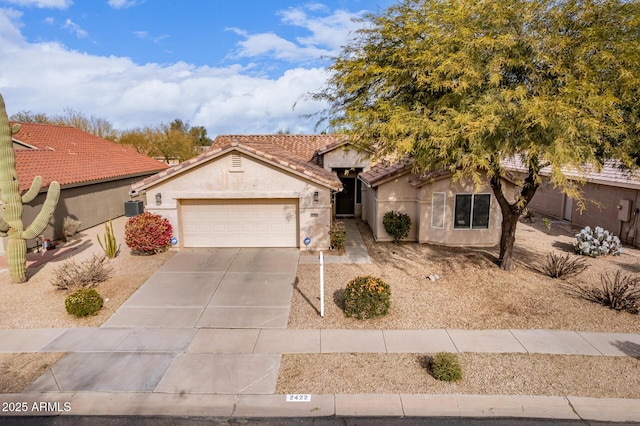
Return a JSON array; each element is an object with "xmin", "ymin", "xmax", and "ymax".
[
  {"xmin": 108, "ymin": 0, "xmax": 142, "ymax": 10},
  {"xmin": 1, "ymin": 0, "xmax": 71, "ymax": 8},
  {"xmin": 230, "ymin": 4, "xmax": 366, "ymax": 62},
  {"xmin": 43, "ymin": 16, "xmax": 54, "ymax": 24},
  {"xmin": 62, "ymin": 18, "xmax": 87, "ymax": 38},
  {"xmin": 134, "ymin": 30, "xmax": 169, "ymax": 44},
  {"xmin": 0, "ymin": 8, "xmax": 329, "ymax": 136}
]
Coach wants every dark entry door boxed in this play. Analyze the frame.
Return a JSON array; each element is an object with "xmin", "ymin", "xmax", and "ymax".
[{"xmin": 336, "ymin": 176, "xmax": 355, "ymax": 216}]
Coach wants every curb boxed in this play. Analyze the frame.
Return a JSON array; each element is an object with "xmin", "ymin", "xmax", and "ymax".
[{"xmin": 1, "ymin": 393, "xmax": 639, "ymax": 422}]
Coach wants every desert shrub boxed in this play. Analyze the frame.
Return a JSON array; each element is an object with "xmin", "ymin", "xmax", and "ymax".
[
  {"xmin": 565, "ymin": 271, "xmax": 640, "ymax": 314},
  {"xmin": 542, "ymin": 252, "xmax": 589, "ymax": 279},
  {"xmin": 429, "ymin": 352, "xmax": 463, "ymax": 382},
  {"xmin": 383, "ymin": 210, "xmax": 411, "ymax": 243},
  {"xmin": 329, "ymin": 221, "xmax": 346, "ymax": 250},
  {"xmin": 62, "ymin": 216, "xmax": 82, "ymax": 242},
  {"xmin": 343, "ymin": 275, "xmax": 391, "ymax": 319},
  {"xmin": 65, "ymin": 288, "xmax": 103, "ymax": 317},
  {"xmin": 574, "ymin": 226, "xmax": 622, "ymax": 257},
  {"xmin": 51, "ymin": 254, "xmax": 112, "ymax": 290},
  {"xmin": 519, "ymin": 208, "xmax": 535, "ymax": 223},
  {"xmin": 125, "ymin": 212, "xmax": 173, "ymax": 255}
]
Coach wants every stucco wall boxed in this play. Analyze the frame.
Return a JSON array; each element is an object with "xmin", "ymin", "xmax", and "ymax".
[
  {"xmin": 1, "ymin": 176, "xmax": 151, "ymax": 254},
  {"xmin": 141, "ymin": 151, "xmax": 334, "ymax": 250},
  {"xmin": 364, "ymin": 173, "xmax": 513, "ymax": 247},
  {"xmin": 322, "ymin": 147, "xmax": 370, "ymax": 170},
  {"xmin": 528, "ymin": 180, "xmax": 640, "ymax": 245}
]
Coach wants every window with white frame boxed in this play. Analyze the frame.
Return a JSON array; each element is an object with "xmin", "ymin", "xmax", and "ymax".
[
  {"xmin": 454, "ymin": 194, "xmax": 491, "ymax": 229},
  {"xmin": 431, "ymin": 192, "xmax": 446, "ymax": 229}
]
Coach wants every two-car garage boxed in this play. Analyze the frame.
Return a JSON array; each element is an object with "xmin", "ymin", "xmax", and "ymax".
[
  {"xmin": 180, "ymin": 199, "xmax": 298, "ymax": 248},
  {"xmin": 131, "ymin": 141, "xmax": 343, "ymax": 251}
]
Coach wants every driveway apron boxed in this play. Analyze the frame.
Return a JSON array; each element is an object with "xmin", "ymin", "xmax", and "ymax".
[{"xmin": 26, "ymin": 248, "xmax": 299, "ymax": 395}]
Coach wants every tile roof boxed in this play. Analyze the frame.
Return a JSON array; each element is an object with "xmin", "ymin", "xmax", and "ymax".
[
  {"xmin": 359, "ymin": 161, "xmax": 414, "ymax": 187},
  {"xmin": 11, "ymin": 122, "xmax": 169, "ymax": 193},
  {"xmin": 132, "ymin": 140, "xmax": 343, "ymax": 192},
  {"xmin": 502, "ymin": 156, "xmax": 640, "ymax": 190},
  {"xmin": 211, "ymin": 134, "xmax": 348, "ymax": 163}
]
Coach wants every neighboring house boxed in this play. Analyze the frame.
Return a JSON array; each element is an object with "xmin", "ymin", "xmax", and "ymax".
[
  {"xmin": 0, "ymin": 123, "xmax": 169, "ymax": 254},
  {"xmin": 505, "ymin": 158, "xmax": 640, "ymax": 246},
  {"xmin": 131, "ymin": 135, "xmax": 370, "ymax": 250},
  {"xmin": 359, "ymin": 163, "xmax": 517, "ymax": 246}
]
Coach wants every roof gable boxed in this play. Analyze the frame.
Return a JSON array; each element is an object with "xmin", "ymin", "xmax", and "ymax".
[
  {"xmin": 132, "ymin": 140, "xmax": 343, "ymax": 192},
  {"xmin": 11, "ymin": 123, "xmax": 168, "ymax": 192}
]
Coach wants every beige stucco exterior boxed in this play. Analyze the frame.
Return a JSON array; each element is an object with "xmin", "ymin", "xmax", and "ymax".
[
  {"xmin": 528, "ymin": 178, "xmax": 640, "ymax": 246},
  {"xmin": 139, "ymin": 151, "xmax": 335, "ymax": 250},
  {"xmin": 363, "ymin": 172, "xmax": 516, "ymax": 247}
]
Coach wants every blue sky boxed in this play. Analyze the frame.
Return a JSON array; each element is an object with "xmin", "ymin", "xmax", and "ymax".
[{"xmin": 0, "ymin": 0, "xmax": 395, "ymax": 136}]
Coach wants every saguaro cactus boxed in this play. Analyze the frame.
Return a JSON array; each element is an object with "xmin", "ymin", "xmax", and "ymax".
[{"xmin": 0, "ymin": 93, "xmax": 60, "ymax": 282}]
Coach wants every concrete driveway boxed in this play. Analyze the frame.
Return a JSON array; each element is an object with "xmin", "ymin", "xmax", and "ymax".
[
  {"xmin": 102, "ymin": 247, "xmax": 300, "ymax": 329},
  {"xmin": 26, "ymin": 248, "xmax": 300, "ymax": 394}
]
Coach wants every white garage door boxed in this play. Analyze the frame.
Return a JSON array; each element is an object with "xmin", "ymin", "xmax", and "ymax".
[{"xmin": 181, "ymin": 199, "xmax": 298, "ymax": 247}]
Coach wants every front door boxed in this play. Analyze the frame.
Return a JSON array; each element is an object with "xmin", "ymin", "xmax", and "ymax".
[{"xmin": 335, "ymin": 175, "xmax": 355, "ymax": 216}]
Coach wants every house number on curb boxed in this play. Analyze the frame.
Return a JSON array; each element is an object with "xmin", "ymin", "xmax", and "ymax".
[{"xmin": 286, "ymin": 394, "xmax": 311, "ymax": 402}]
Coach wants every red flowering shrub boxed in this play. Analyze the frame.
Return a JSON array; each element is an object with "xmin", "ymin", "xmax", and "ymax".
[{"xmin": 125, "ymin": 212, "xmax": 173, "ymax": 255}]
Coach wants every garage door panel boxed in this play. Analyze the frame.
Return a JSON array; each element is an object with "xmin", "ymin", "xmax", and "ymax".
[{"xmin": 181, "ymin": 199, "xmax": 298, "ymax": 248}]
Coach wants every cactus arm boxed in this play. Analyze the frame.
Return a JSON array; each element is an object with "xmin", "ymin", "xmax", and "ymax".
[
  {"xmin": 21, "ymin": 176, "xmax": 43, "ymax": 204},
  {"xmin": 22, "ymin": 181, "xmax": 60, "ymax": 240}
]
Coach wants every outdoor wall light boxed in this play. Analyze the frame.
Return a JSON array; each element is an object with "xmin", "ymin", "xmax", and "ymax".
[
  {"xmin": 155, "ymin": 193, "xmax": 162, "ymax": 205},
  {"xmin": 313, "ymin": 191, "xmax": 319, "ymax": 203}
]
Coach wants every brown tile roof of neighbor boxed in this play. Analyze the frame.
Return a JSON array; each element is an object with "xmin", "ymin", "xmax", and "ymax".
[
  {"xmin": 132, "ymin": 139, "xmax": 343, "ymax": 192},
  {"xmin": 11, "ymin": 122, "xmax": 169, "ymax": 192},
  {"xmin": 211, "ymin": 134, "xmax": 349, "ymax": 162},
  {"xmin": 502, "ymin": 156, "xmax": 640, "ymax": 190}
]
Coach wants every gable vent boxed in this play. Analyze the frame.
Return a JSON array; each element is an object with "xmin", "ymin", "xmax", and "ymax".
[{"xmin": 231, "ymin": 153, "xmax": 242, "ymax": 169}]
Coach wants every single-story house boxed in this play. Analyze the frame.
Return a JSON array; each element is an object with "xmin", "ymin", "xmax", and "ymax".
[
  {"xmin": 0, "ymin": 123, "xmax": 169, "ymax": 254},
  {"xmin": 359, "ymin": 163, "xmax": 517, "ymax": 246},
  {"xmin": 131, "ymin": 135, "xmax": 370, "ymax": 250},
  {"xmin": 505, "ymin": 158, "xmax": 640, "ymax": 246}
]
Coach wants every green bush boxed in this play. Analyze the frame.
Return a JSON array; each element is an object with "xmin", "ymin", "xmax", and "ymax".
[
  {"xmin": 329, "ymin": 222, "xmax": 346, "ymax": 250},
  {"xmin": 343, "ymin": 275, "xmax": 391, "ymax": 319},
  {"xmin": 65, "ymin": 288, "xmax": 103, "ymax": 317},
  {"xmin": 125, "ymin": 212, "xmax": 173, "ymax": 255},
  {"xmin": 429, "ymin": 352, "xmax": 463, "ymax": 382},
  {"xmin": 383, "ymin": 211, "xmax": 411, "ymax": 243}
]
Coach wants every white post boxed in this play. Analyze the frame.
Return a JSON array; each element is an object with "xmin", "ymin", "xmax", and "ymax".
[{"xmin": 319, "ymin": 251, "xmax": 324, "ymax": 318}]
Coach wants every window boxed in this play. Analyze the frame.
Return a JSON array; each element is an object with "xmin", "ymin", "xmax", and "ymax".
[
  {"xmin": 454, "ymin": 194, "xmax": 491, "ymax": 229},
  {"xmin": 356, "ymin": 178, "xmax": 362, "ymax": 204},
  {"xmin": 431, "ymin": 192, "xmax": 446, "ymax": 229}
]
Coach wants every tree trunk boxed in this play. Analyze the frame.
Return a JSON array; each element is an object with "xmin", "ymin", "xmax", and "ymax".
[{"xmin": 498, "ymin": 210, "xmax": 519, "ymax": 271}]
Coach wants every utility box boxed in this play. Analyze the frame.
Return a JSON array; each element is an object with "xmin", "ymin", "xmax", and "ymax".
[
  {"xmin": 618, "ymin": 199, "xmax": 633, "ymax": 222},
  {"xmin": 124, "ymin": 200, "xmax": 144, "ymax": 217}
]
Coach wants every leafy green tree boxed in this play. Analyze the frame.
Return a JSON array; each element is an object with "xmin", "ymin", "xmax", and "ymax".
[
  {"xmin": 189, "ymin": 125, "xmax": 212, "ymax": 146},
  {"xmin": 315, "ymin": 0, "xmax": 640, "ymax": 270}
]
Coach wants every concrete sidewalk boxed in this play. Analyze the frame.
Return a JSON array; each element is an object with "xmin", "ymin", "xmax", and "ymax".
[{"xmin": 2, "ymin": 328, "xmax": 639, "ymax": 357}]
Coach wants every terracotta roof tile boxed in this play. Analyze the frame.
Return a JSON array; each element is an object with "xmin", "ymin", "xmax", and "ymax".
[
  {"xmin": 359, "ymin": 161, "xmax": 413, "ymax": 187},
  {"xmin": 133, "ymin": 140, "xmax": 343, "ymax": 192},
  {"xmin": 212, "ymin": 134, "xmax": 348, "ymax": 162},
  {"xmin": 11, "ymin": 123, "xmax": 169, "ymax": 192}
]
